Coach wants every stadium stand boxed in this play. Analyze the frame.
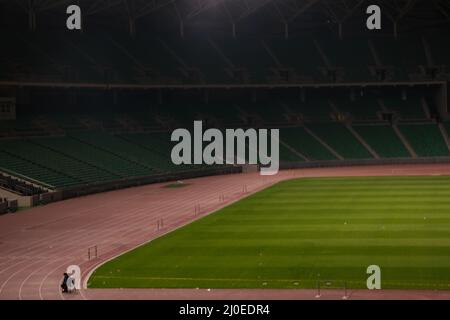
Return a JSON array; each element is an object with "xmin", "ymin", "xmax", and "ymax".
[
  {"xmin": 445, "ymin": 122, "xmax": 450, "ymax": 137},
  {"xmin": 1, "ymin": 0, "xmax": 449, "ymax": 199},
  {"xmin": 2, "ymin": 88, "xmax": 449, "ymax": 193},
  {"xmin": 398, "ymin": 124, "xmax": 450, "ymax": 157},
  {"xmin": 371, "ymin": 36, "xmax": 426, "ymax": 81},
  {"xmin": 279, "ymin": 143, "xmax": 306, "ymax": 162},
  {"xmin": 119, "ymin": 133, "xmax": 184, "ymax": 170},
  {"xmin": 280, "ymin": 127, "xmax": 337, "ymax": 161},
  {"xmin": 306, "ymin": 123, "xmax": 373, "ymax": 159},
  {"xmin": 426, "ymin": 35, "xmax": 450, "ymax": 69},
  {"xmin": 165, "ymin": 37, "xmax": 231, "ymax": 84},
  {"xmin": 382, "ymin": 90, "xmax": 428, "ymax": 119},
  {"xmin": 4, "ymin": 30, "xmax": 450, "ymax": 85},
  {"xmin": 194, "ymin": 104, "xmax": 244, "ymax": 127},
  {"xmin": 236, "ymin": 101, "xmax": 288, "ymax": 125},
  {"xmin": 333, "ymin": 92, "xmax": 381, "ymax": 120},
  {"xmin": 318, "ymin": 37, "xmax": 374, "ymax": 82},
  {"xmin": 0, "ymin": 144, "xmax": 79, "ymax": 189},
  {"xmin": 212, "ymin": 37, "xmax": 274, "ymax": 83},
  {"xmin": 0, "ymin": 172, "xmax": 45, "ymax": 196},
  {"xmin": 56, "ymin": 131, "xmax": 159, "ymax": 177},
  {"xmin": 353, "ymin": 124, "xmax": 411, "ymax": 158},
  {"xmin": 284, "ymin": 98, "xmax": 333, "ymax": 121},
  {"xmin": 122, "ymin": 131, "xmax": 236, "ymax": 171},
  {"xmin": 31, "ymin": 136, "xmax": 122, "ymax": 182},
  {"xmin": 266, "ymin": 37, "xmax": 326, "ymax": 82}
]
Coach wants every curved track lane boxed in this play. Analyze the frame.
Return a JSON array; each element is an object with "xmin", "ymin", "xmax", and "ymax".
[{"xmin": 1, "ymin": 164, "xmax": 450, "ymax": 300}]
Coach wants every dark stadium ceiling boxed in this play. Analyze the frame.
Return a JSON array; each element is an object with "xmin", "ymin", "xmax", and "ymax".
[{"xmin": 1, "ymin": 0, "xmax": 450, "ymax": 35}]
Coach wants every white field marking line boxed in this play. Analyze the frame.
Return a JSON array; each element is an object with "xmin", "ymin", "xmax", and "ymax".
[
  {"xmin": 19, "ymin": 208, "xmax": 155, "ymax": 300},
  {"xmin": 78, "ymin": 175, "xmax": 246, "ymax": 260},
  {"xmin": 10, "ymin": 168, "xmax": 446, "ymax": 298},
  {"xmin": 17, "ymin": 168, "xmax": 450, "ymax": 298},
  {"xmin": 91, "ymin": 275, "xmax": 306, "ymax": 283},
  {"xmin": 78, "ymin": 179, "xmax": 248, "ymax": 287},
  {"xmin": 0, "ymin": 186, "xmax": 164, "ymax": 256},
  {"xmin": 0, "ymin": 204, "xmax": 150, "ymax": 258},
  {"xmin": 38, "ymin": 210, "xmax": 180, "ymax": 301},
  {"xmin": 0, "ymin": 258, "xmax": 30, "ymax": 275},
  {"xmin": 59, "ymin": 260, "xmax": 88, "ymax": 301},
  {"xmin": 90, "ymin": 274, "xmax": 450, "ymax": 291},
  {"xmin": 84, "ymin": 181, "xmax": 235, "ymax": 248},
  {"xmin": 0, "ymin": 187, "xmax": 152, "ymax": 240},
  {"xmin": 32, "ymin": 233, "xmax": 130, "ymax": 301},
  {"xmin": 7, "ymin": 189, "xmax": 180, "ymax": 263},
  {"xmin": 0, "ymin": 259, "xmax": 46, "ymax": 295},
  {"xmin": 15, "ymin": 248, "xmax": 100, "ymax": 300},
  {"xmin": 84, "ymin": 171, "xmax": 450, "ymax": 291},
  {"xmin": 37, "ymin": 169, "xmax": 409, "ymax": 296},
  {"xmin": 38, "ymin": 259, "xmax": 85, "ymax": 300},
  {"xmin": 53, "ymin": 172, "xmax": 260, "ymax": 299},
  {"xmin": 82, "ymin": 178, "xmax": 282, "ymax": 290},
  {"xmin": 0, "ymin": 257, "xmax": 18, "ymax": 268},
  {"xmin": 19, "ymin": 258, "xmax": 67, "ymax": 300}
]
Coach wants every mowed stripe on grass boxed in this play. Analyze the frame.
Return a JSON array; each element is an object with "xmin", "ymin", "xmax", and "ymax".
[{"xmin": 88, "ymin": 176, "xmax": 450, "ymax": 290}]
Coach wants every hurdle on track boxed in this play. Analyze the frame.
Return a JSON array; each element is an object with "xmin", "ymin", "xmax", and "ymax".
[
  {"xmin": 316, "ymin": 280, "xmax": 349, "ymax": 299},
  {"xmin": 156, "ymin": 218, "xmax": 164, "ymax": 230},
  {"xmin": 88, "ymin": 245, "xmax": 98, "ymax": 260},
  {"xmin": 194, "ymin": 204, "xmax": 202, "ymax": 216},
  {"xmin": 343, "ymin": 281, "xmax": 348, "ymax": 300}
]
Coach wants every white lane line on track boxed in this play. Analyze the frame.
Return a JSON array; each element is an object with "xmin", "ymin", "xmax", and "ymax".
[{"xmin": 18, "ymin": 258, "xmax": 67, "ymax": 300}]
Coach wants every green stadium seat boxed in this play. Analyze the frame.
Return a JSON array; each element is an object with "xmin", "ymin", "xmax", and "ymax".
[
  {"xmin": 353, "ymin": 124, "xmax": 410, "ymax": 158},
  {"xmin": 383, "ymin": 91, "xmax": 426, "ymax": 119},
  {"xmin": 334, "ymin": 95, "xmax": 381, "ymax": 120},
  {"xmin": 307, "ymin": 123, "xmax": 373, "ymax": 159},
  {"xmin": 280, "ymin": 127, "xmax": 337, "ymax": 161},
  {"xmin": 399, "ymin": 124, "xmax": 450, "ymax": 157}
]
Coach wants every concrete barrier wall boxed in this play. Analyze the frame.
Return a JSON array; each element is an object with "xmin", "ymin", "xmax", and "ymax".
[
  {"xmin": 7, "ymin": 200, "xmax": 18, "ymax": 212},
  {"xmin": 280, "ymin": 157, "xmax": 450, "ymax": 170},
  {"xmin": 59, "ymin": 166, "xmax": 242, "ymax": 201},
  {"xmin": 0, "ymin": 201, "xmax": 8, "ymax": 214},
  {"xmin": 4, "ymin": 157, "xmax": 450, "ymax": 209}
]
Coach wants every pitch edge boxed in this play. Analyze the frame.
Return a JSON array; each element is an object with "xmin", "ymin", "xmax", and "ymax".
[{"xmin": 81, "ymin": 176, "xmax": 284, "ymax": 290}]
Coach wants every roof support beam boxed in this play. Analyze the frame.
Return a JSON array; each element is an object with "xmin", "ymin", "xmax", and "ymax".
[
  {"xmin": 384, "ymin": 0, "xmax": 419, "ymax": 38},
  {"xmin": 123, "ymin": 0, "xmax": 136, "ymax": 37}
]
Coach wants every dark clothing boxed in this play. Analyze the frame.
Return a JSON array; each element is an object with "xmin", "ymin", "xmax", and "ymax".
[{"xmin": 61, "ymin": 274, "xmax": 69, "ymax": 293}]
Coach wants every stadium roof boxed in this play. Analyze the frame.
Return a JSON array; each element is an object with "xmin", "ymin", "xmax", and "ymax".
[{"xmin": 2, "ymin": 0, "xmax": 450, "ymax": 36}]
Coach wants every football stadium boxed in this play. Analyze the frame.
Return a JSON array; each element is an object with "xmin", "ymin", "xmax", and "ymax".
[{"xmin": 1, "ymin": 0, "xmax": 450, "ymax": 301}]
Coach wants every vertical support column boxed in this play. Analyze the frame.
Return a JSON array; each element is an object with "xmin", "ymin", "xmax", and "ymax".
[
  {"xmin": 28, "ymin": 0, "xmax": 36, "ymax": 31},
  {"xmin": 125, "ymin": 0, "xmax": 136, "ymax": 37}
]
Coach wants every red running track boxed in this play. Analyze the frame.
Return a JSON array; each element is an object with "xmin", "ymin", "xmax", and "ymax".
[{"xmin": 1, "ymin": 164, "xmax": 450, "ymax": 300}]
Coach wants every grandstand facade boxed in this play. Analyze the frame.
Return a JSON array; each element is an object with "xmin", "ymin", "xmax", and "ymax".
[{"xmin": 1, "ymin": 0, "xmax": 450, "ymax": 208}]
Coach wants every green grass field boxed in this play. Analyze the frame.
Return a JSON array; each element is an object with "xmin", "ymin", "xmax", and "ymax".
[{"xmin": 89, "ymin": 176, "xmax": 450, "ymax": 290}]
